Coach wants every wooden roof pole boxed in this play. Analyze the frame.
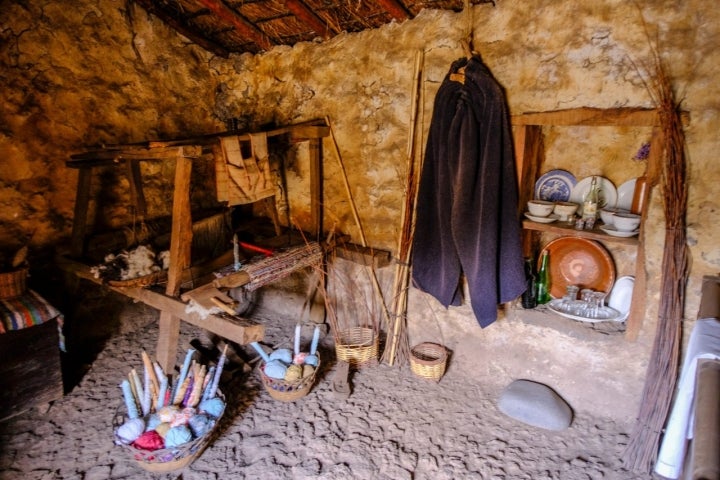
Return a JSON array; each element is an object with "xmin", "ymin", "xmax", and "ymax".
[
  {"xmin": 377, "ymin": 0, "xmax": 412, "ymax": 21},
  {"xmin": 133, "ymin": 0, "xmax": 230, "ymax": 58},
  {"xmin": 197, "ymin": 0, "xmax": 274, "ymax": 51},
  {"xmin": 285, "ymin": 0, "xmax": 337, "ymax": 38}
]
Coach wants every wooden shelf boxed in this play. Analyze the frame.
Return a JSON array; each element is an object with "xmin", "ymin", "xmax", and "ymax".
[
  {"xmin": 511, "ymin": 107, "xmax": 666, "ymax": 342},
  {"xmin": 522, "ymin": 219, "xmax": 639, "ymax": 246}
]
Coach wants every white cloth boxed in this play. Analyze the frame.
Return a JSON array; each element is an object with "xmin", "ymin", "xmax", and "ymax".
[{"xmin": 654, "ymin": 318, "xmax": 720, "ymax": 479}]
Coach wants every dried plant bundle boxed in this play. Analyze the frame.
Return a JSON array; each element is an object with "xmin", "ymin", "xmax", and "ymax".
[{"xmin": 622, "ymin": 33, "xmax": 690, "ymax": 474}]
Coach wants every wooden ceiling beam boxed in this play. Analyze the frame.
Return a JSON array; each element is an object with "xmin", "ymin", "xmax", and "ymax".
[
  {"xmin": 377, "ymin": 0, "xmax": 412, "ymax": 21},
  {"xmin": 196, "ymin": 0, "xmax": 274, "ymax": 51},
  {"xmin": 285, "ymin": 0, "xmax": 337, "ymax": 38},
  {"xmin": 133, "ymin": 0, "xmax": 230, "ymax": 58}
]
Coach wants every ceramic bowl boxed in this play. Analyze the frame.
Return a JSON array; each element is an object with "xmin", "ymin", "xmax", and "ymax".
[
  {"xmin": 527, "ymin": 200, "xmax": 555, "ymax": 217},
  {"xmin": 613, "ymin": 212, "xmax": 641, "ymax": 231},
  {"xmin": 599, "ymin": 209, "xmax": 616, "ymax": 225},
  {"xmin": 599, "ymin": 207, "xmax": 631, "ymax": 225},
  {"xmin": 553, "ymin": 201, "xmax": 578, "ymax": 221}
]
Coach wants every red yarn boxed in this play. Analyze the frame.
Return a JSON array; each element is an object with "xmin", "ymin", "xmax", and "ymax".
[{"xmin": 132, "ymin": 430, "xmax": 165, "ymax": 451}]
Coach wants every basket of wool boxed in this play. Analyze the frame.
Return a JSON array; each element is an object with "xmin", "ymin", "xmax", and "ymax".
[
  {"xmin": 113, "ymin": 392, "xmax": 225, "ymax": 473},
  {"xmin": 259, "ymin": 354, "xmax": 321, "ymax": 402}
]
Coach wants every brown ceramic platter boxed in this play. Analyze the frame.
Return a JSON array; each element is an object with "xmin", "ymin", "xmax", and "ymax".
[{"xmin": 538, "ymin": 237, "xmax": 615, "ymax": 299}]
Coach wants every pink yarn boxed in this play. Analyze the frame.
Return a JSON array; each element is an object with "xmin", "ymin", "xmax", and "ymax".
[
  {"xmin": 132, "ymin": 430, "xmax": 165, "ymax": 451},
  {"xmin": 170, "ymin": 407, "xmax": 196, "ymax": 427},
  {"xmin": 293, "ymin": 352, "xmax": 308, "ymax": 364}
]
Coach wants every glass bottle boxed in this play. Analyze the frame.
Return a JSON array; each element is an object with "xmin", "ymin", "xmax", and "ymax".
[
  {"xmin": 536, "ymin": 251, "xmax": 551, "ymax": 304},
  {"xmin": 582, "ymin": 176, "xmax": 599, "ymax": 221},
  {"xmin": 521, "ymin": 257, "xmax": 537, "ymax": 309}
]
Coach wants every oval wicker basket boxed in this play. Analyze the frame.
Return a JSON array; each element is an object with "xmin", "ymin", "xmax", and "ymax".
[
  {"xmin": 335, "ymin": 327, "xmax": 378, "ymax": 368},
  {"xmin": 113, "ymin": 393, "xmax": 225, "ymax": 473},
  {"xmin": 260, "ymin": 358, "xmax": 320, "ymax": 402},
  {"xmin": 410, "ymin": 342, "xmax": 447, "ymax": 381},
  {"xmin": 108, "ymin": 270, "xmax": 168, "ymax": 288},
  {"xmin": 0, "ymin": 267, "xmax": 28, "ymax": 299}
]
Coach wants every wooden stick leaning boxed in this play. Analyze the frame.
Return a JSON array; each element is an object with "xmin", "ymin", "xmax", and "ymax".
[
  {"xmin": 325, "ymin": 115, "xmax": 390, "ymax": 334},
  {"xmin": 382, "ymin": 49, "xmax": 425, "ymax": 366}
]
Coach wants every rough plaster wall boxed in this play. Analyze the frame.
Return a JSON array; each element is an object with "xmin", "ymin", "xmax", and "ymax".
[
  {"xmin": 0, "ymin": 1, "xmax": 221, "ymax": 250},
  {"xmin": 1, "ymin": 0, "xmax": 719, "ymax": 422},
  {"xmin": 206, "ymin": 1, "xmax": 719, "ymax": 421}
]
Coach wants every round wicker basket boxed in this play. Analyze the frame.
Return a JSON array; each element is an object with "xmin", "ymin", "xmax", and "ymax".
[
  {"xmin": 113, "ymin": 393, "xmax": 225, "ymax": 473},
  {"xmin": 410, "ymin": 342, "xmax": 447, "ymax": 381},
  {"xmin": 335, "ymin": 327, "xmax": 378, "ymax": 368},
  {"xmin": 260, "ymin": 358, "xmax": 320, "ymax": 402},
  {"xmin": 0, "ymin": 267, "xmax": 28, "ymax": 299}
]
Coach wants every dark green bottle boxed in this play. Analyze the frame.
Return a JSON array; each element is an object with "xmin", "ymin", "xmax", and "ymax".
[
  {"xmin": 536, "ymin": 251, "xmax": 551, "ymax": 304},
  {"xmin": 521, "ymin": 257, "xmax": 537, "ymax": 309}
]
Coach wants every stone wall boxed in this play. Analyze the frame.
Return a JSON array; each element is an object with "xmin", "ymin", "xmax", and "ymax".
[{"xmin": 1, "ymin": 0, "xmax": 718, "ymax": 422}]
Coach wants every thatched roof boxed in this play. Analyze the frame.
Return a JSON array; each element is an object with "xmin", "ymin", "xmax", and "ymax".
[{"xmin": 134, "ymin": 0, "xmax": 493, "ymax": 57}]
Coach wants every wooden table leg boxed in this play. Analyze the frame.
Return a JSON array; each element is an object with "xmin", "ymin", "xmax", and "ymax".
[{"xmin": 157, "ymin": 155, "xmax": 194, "ymax": 372}]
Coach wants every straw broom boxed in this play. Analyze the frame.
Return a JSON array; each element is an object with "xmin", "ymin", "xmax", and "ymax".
[
  {"xmin": 621, "ymin": 39, "xmax": 690, "ymax": 473},
  {"xmin": 381, "ymin": 50, "xmax": 425, "ymax": 366}
]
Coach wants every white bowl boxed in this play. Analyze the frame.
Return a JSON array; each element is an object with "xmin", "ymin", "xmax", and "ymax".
[
  {"xmin": 599, "ymin": 207, "xmax": 630, "ymax": 225},
  {"xmin": 613, "ymin": 212, "xmax": 641, "ymax": 231},
  {"xmin": 528, "ymin": 200, "xmax": 555, "ymax": 217},
  {"xmin": 553, "ymin": 201, "xmax": 578, "ymax": 221}
]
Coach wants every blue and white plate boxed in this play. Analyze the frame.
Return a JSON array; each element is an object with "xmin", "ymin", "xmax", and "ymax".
[{"xmin": 534, "ymin": 170, "xmax": 577, "ymax": 202}]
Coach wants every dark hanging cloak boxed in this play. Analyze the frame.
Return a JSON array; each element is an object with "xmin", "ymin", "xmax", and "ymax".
[{"xmin": 411, "ymin": 55, "xmax": 525, "ymax": 328}]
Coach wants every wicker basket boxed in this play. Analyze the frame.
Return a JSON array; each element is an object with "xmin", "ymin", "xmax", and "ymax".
[
  {"xmin": 260, "ymin": 358, "xmax": 320, "ymax": 402},
  {"xmin": 113, "ymin": 394, "xmax": 225, "ymax": 473},
  {"xmin": 108, "ymin": 270, "xmax": 168, "ymax": 288},
  {"xmin": 335, "ymin": 327, "xmax": 378, "ymax": 368},
  {"xmin": 0, "ymin": 268, "xmax": 28, "ymax": 300},
  {"xmin": 410, "ymin": 342, "xmax": 448, "ymax": 381}
]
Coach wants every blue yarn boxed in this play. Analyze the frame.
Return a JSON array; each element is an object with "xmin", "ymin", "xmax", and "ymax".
[
  {"xmin": 188, "ymin": 414, "xmax": 212, "ymax": 437},
  {"xmin": 164, "ymin": 425, "xmax": 193, "ymax": 448},
  {"xmin": 144, "ymin": 413, "xmax": 162, "ymax": 432},
  {"xmin": 269, "ymin": 348, "xmax": 292, "ymax": 364},
  {"xmin": 199, "ymin": 397, "xmax": 225, "ymax": 418}
]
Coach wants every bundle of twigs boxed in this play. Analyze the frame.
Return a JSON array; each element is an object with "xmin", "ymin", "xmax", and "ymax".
[
  {"xmin": 382, "ymin": 50, "xmax": 425, "ymax": 366},
  {"xmin": 622, "ymin": 44, "xmax": 690, "ymax": 473}
]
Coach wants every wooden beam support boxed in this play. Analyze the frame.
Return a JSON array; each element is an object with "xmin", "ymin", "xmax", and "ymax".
[
  {"xmin": 511, "ymin": 107, "xmax": 690, "ymax": 127},
  {"xmin": 133, "ymin": 0, "xmax": 230, "ymax": 58},
  {"xmin": 377, "ymin": 0, "xmax": 412, "ymax": 21},
  {"xmin": 197, "ymin": 0, "xmax": 274, "ymax": 51},
  {"xmin": 285, "ymin": 0, "xmax": 336, "ymax": 37},
  {"xmin": 68, "ymin": 145, "xmax": 203, "ymax": 166}
]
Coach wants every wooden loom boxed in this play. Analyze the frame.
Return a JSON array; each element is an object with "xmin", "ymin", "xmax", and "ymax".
[{"xmin": 61, "ymin": 121, "xmax": 329, "ymax": 372}]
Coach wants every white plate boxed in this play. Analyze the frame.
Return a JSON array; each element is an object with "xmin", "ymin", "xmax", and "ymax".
[
  {"xmin": 608, "ymin": 275, "xmax": 634, "ymax": 322},
  {"xmin": 600, "ymin": 225, "xmax": 639, "ymax": 238},
  {"xmin": 547, "ymin": 299, "xmax": 621, "ymax": 323},
  {"xmin": 534, "ymin": 170, "xmax": 577, "ymax": 202},
  {"xmin": 616, "ymin": 178, "xmax": 637, "ymax": 210},
  {"xmin": 524, "ymin": 212, "xmax": 559, "ymax": 223},
  {"xmin": 570, "ymin": 176, "xmax": 618, "ymax": 210}
]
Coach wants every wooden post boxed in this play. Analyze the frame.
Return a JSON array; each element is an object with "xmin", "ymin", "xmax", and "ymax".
[
  {"xmin": 157, "ymin": 154, "xmax": 194, "ymax": 372},
  {"xmin": 70, "ymin": 168, "xmax": 93, "ymax": 258},
  {"xmin": 309, "ymin": 137, "xmax": 323, "ymax": 240},
  {"xmin": 126, "ymin": 159, "xmax": 147, "ymax": 221}
]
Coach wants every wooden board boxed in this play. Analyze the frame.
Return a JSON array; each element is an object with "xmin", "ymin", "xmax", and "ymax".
[{"xmin": 0, "ymin": 319, "xmax": 63, "ymax": 422}]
